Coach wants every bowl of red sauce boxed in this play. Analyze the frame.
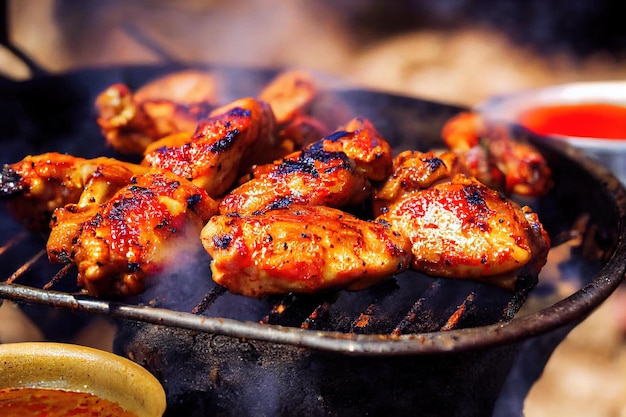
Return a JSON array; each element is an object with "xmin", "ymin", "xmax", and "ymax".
[
  {"xmin": 477, "ymin": 81, "xmax": 626, "ymax": 183},
  {"xmin": 0, "ymin": 342, "xmax": 166, "ymax": 417}
]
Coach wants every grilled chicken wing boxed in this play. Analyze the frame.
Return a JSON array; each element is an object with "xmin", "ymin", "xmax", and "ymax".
[
  {"xmin": 218, "ymin": 143, "xmax": 369, "ymax": 216},
  {"xmin": 373, "ymin": 149, "xmax": 461, "ymax": 216},
  {"xmin": 219, "ymin": 117, "xmax": 392, "ymax": 215},
  {"xmin": 258, "ymin": 70, "xmax": 317, "ymax": 126},
  {"xmin": 96, "ymin": 70, "xmax": 218, "ymax": 154},
  {"xmin": 0, "ymin": 153, "xmax": 148, "ymax": 231},
  {"xmin": 142, "ymin": 98, "xmax": 276, "ymax": 197},
  {"xmin": 441, "ymin": 111, "xmax": 553, "ymax": 197},
  {"xmin": 47, "ymin": 170, "xmax": 218, "ymax": 297},
  {"xmin": 324, "ymin": 117, "xmax": 393, "ymax": 182},
  {"xmin": 377, "ymin": 174, "xmax": 550, "ymax": 289},
  {"xmin": 277, "ymin": 115, "xmax": 329, "ymax": 150},
  {"xmin": 258, "ymin": 70, "xmax": 330, "ymax": 155},
  {"xmin": 201, "ymin": 205, "xmax": 411, "ymax": 297},
  {"xmin": 96, "ymin": 69, "xmax": 321, "ymax": 156}
]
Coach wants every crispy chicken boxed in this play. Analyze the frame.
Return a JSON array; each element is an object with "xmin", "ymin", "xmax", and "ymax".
[
  {"xmin": 2, "ymin": 71, "xmax": 556, "ymax": 300},
  {"xmin": 258, "ymin": 70, "xmax": 329, "ymax": 154},
  {"xmin": 441, "ymin": 111, "xmax": 553, "ymax": 197},
  {"xmin": 324, "ymin": 117, "xmax": 393, "ymax": 182},
  {"xmin": 276, "ymin": 115, "xmax": 329, "ymax": 151},
  {"xmin": 376, "ymin": 174, "xmax": 550, "ymax": 290},
  {"xmin": 142, "ymin": 98, "xmax": 277, "ymax": 197},
  {"xmin": 218, "ymin": 116, "xmax": 393, "ymax": 215},
  {"xmin": 201, "ymin": 204, "xmax": 411, "ymax": 297},
  {"xmin": 0, "ymin": 153, "xmax": 148, "ymax": 232},
  {"xmin": 47, "ymin": 170, "xmax": 218, "ymax": 297},
  {"xmin": 96, "ymin": 69, "xmax": 323, "ymax": 156},
  {"xmin": 258, "ymin": 70, "xmax": 317, "ymax": 126},
  {"xmin": 373, "ymin": 149, "xmax": 461, "ymax": 216},
  {"xmin": 96, "ymin": 70, "xmax": 219, "ymax": 154}
]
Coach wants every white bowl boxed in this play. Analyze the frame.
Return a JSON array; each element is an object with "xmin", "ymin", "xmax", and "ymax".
[{"xmin": 477, "ymin": 81, "xmax": 626, "ymax": 183}]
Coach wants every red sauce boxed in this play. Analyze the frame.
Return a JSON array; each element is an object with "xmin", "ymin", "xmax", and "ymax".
[
  {"xmin": 0, "ymin": 387, "xmax": 138, "ymax": 417},
  {"xmin": 518, "ymin": 103, "xmax": 626, "ymax": 140}
]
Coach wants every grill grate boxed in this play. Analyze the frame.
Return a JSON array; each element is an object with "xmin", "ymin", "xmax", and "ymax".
[
  {"xmin": 191, "ymin": 285, "xmax": 227, "ymax": 315},
  {"xmin": 1, "ymin": 64, "xmax": 621, "ymax": 357},
  {"xmin": 0, "ymin": 224, "xmax": 536, "ymax": 343}
]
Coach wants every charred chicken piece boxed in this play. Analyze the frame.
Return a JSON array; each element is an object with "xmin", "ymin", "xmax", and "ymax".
[
  {"xmin": 324, "ymin": 117, "xmax": 393, "ymax": 182},
  {"xmin": 142, "ymin": 98, "xmax": 276, "ymax": 197},
  {"xmin": 0, "ymin": 153, "xmax": 149, "ymax": 232},
  {"xmin": 259, "ymin": 70, "xmax": 330, "ymax": 156},
  {"xmin": 258, "ymin": 70, "xmax": 317, "ymax": 126},
  {"xmin": 373, "ymin": 149, "xmax": 461, "ymax": 216},
  {"xmin": 47, "ymin": 170, "xmax": 218, "ymax": 297},
  {"xmin": 201, "ymin": 204, "xmax": 412, "ymax": 298},
  {"xmin": 441, "ymin": 111, "xmax": 553, "ymax": 197},
  {"xmin": 219, "ymin": 117, "xmax": 393, "ymax": 215},
  {"xmin": 96, "ymin": 70, "xmax": 218, "ymax": 154},
  {"xmin": 277, "ymin": 114, "xmax": 330, "ymax": 151},
  {"xmin": 377, "ymin": 174, "xmax": 550, "ymax": 290},
  {"xmin": 96, "ymin": 69, "xmax": 321, "ymax": 156},
  {"xmin": 206, "ymin": 97, "xmax": 285, "ymax": 171}
]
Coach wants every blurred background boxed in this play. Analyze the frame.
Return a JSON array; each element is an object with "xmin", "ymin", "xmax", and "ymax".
[
  {"xmin": 1, "ymin": 1, "xmax": 626, "ymax": 416},
  {"xmin": 3, "ymin": 0, "xmax": 626, "ymax": 105}
]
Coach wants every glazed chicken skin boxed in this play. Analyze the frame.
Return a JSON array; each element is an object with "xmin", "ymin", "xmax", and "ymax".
[
  {"xmin": 47, "ymin": 170, "xmax": 218, "ymax": 297},
  {"xmin": 142, "ymin": 98, "xmax": 276, "ymax": 197},
  {"xmin": 258, "ymin": 70, "xmax": 329, "ymax": 154},
  {"xmin": 201, "ymin": 205, "xmax": 412, "ymax": 297},
  {"xmin": 96, "ymin": 70, "xmax": 219, "ymax": 154},
  {"xmin": 373, "ymin": 149, "xmax": 462, "ymax": 216},
  {"xmin": 276, "ymin": 115, "xmax": 329, "ymax": 151},
  {"xmin": 218, "ymin": 140, "xmax": 369, "ymax": 216},
  {"xmin": 0, "ymin": 153, "xmax": 149, "ymax": 232},
  {"xmin": 96, "ymin": 69, "xmax": 322, "ymax": 156},
  {"xmin": 258, "ymin": 70, "xmax": 317, "ymax": 127},
  {"xmin": 377, "ymin": 174, "xmax": 550, "ymax": 290},
  {"xmin": 218, "ymin": 117, "xmax": 393, "ymax": 216},
  {"xmin": 441, "ymin": 111, "xmax": 553, "ymax": 197},
  {"xmin": 323, "ymin": 117, "xmax": 393, "ymax": 182}
]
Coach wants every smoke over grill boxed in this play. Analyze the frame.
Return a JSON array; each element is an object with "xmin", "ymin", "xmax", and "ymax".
[
  {"xmin": 2, "ymin": 1, "xmax": 626, "ymax": 414},
  {"xmin": 0, "ymin": 63, "xmax": 624, "ymax": 417}
]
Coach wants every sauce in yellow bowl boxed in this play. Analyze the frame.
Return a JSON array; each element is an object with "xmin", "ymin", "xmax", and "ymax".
[{"xmin": 0, "ymin": 342, "xmax": 166, "ymax": 417}]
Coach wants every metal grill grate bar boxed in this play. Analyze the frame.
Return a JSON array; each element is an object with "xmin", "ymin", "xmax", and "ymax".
[
  {"xmin": 43, "ymin": 263, "xmax": 74, "ymax": 290},
  {"xmin": 391, "ymin": 280, "xmax": 441, "ymax": 335},
  {"xmin": 440, "ymin": 292, "xmax": 475, "ymax": 331},
  {"xmin": 192, "ymin": 285, "xmax": 227, "ymax": 315},
  {"xmin": 301, "ymin": 300, "xmax": 333, "ymax": 329},
  {"xmin": 261, "ymin": 294, "xmax": 296, "ymax": 324},
  {"xmin": 5, "ymin": 249, "xmax": 45, "ymax": 284},
  {"xmin": 0, "ymin": 230, "xmax": 28, "ymax": 257}
]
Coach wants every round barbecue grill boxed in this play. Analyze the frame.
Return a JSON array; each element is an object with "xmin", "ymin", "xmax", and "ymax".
[{"xmin": 0, "ymin": 64, "xmax": 625, "ymax": 417}]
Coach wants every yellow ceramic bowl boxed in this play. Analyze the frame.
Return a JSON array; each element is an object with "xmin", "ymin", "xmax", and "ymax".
[{"xmin": 0, "ymin": 342, "xmax": 166, "ymax": 417}]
